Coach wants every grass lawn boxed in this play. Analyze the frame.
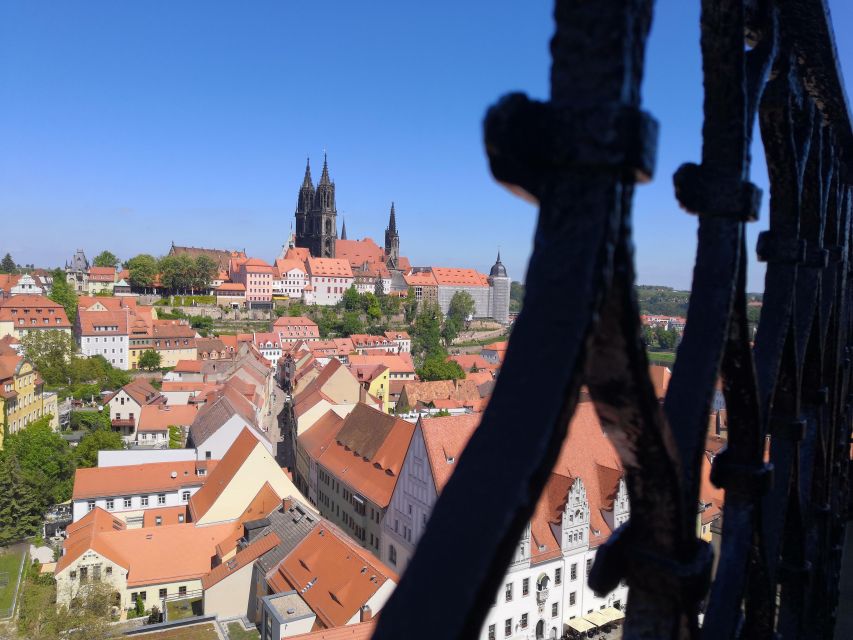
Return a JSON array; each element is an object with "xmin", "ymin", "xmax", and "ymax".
[
  {"xmin": 134, "ymin": 622, "xmax": 219, "ymax": 639},
  {"xmin": 0, "ymin": 548, "xmax": 25, "ymax": 616},
  {"xmin": 165, "ymin": 596, "xmax": 203, "ymax": 621},
  {"xmin": 647, "ymin": 350, "xmax": 676, "ymax": 364},
  {"xmin": 226, "ymin": 621, "xmax": 260, "ymax": 639}
]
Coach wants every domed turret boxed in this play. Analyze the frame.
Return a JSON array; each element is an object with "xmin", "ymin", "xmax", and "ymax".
[{"xmin": 490, "ymin": 251, "xmax": 508, "ymax": 278}]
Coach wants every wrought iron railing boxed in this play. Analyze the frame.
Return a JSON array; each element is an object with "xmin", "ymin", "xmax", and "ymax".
[{"xmin": 372, "ymin": 1, "xmax": 852, "ymax": 638}]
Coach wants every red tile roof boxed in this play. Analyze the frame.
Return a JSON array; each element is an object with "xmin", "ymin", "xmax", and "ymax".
[
  {"xmin": 306, "ymin": 257, "xmax": 353, "ymax": 278},
  {"xmin": 403, "ymin": 271, "xmax": 437, "ymax": 287},
  {"xmin": 335, "ymin": 238, "xmax": 385, "ymax": 268},
  {"xmin": 430, "ymin": 267, "xmax": 489, "ymax": 287},
  {"xmin": 286, "ymin": 621, "xmax": 377, "ymax": 640},
  {"xmin": 0, "ymin": 295, "xmax": 71, "ymax": 329},
  {"xmin": 420, "ymin": 414, "xmax": 482, "ymax": 492},
  {"xmin": 72, "ymin": 460, "xmax": 215, "ymax": 500},
  {"xmin": 138, "ymin": 404, "xmax": 199, "ymax": 431},
  {"xmin": 202, "ymin": 531, "xmax": 281, "ymax": 589}
]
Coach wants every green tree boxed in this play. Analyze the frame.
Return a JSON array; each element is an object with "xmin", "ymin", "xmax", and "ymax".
[
  {"xmin": 190, "ymin": 315, "xmax": 214, "ymax": 336},
  {"xmin": 191, "ymin": 255, "xmax": 218, "ymax": 292},
  {"xmin": 20, "ymin": 330, "xmax": 75, "ymax": 386},
  {"xmin": 441, "ymin": 316, "xmax": 461, "ymax": 347},
  {"xmin": 365, "ymin": 293, "xmax": 382, "ymax": 321},
  {"xmin": 138, "ymin": 349, "xmax": 162, "ymax": 370},
  {"xmin": 125, "ymin": 254, "xmax": 158, "ymax": 290},
  {"xmin": 417, "ymin": 355, "xmax": 465, "ymax": 381},
  {"xmin": 404, "ymin": 287, "xmax": 418, "ymax": 323},
  {"xmin": 342, "ymin": 286, "xmax": 361, "ymax": 311},
  {"xmin": 0, "ymin": 453, "xmax": 43, "ymax": 543},
  {"xmin": 447, "ymin": 290, "xmax": 476, "ymax": 327},
  {"xmin": 510, "ymin": 281, "xmax": 525, "ymax": 313},
  {"xmin": 75, "ymin": 429, "xmax": 124, "ymax": 468},
  {"xmin": 0, "ymin": 253, "xmax": 17, "ymax": 274},
  {"xmin": 655, "ymin": 326, "xmax": 678, "ymax": 350},
  {"xmin": 341, "ymin": 311, "xmax": 364, "ymax": 336},
  {"xmin": 168, "ymin": 425, "xmax": 183, "ymax": 448},
  {"xmin": 48, "ymin": 268, "xmax": 78, "ymax": 320},
  {"xmin": 4, "ymin": 416, "xmax": 75, "ymax": 506},
  {"xmin": 412, "ymin": 302, "xmax": 443, "ymax": 360},
  {"xmin": 92, "ymin": 251, "xmax": 119, "ymax": 268},
  {"xmin": 70, "ymin": 409, "xmax": 111, "ymax": 432},
  {"xmin": 158, "ymin": 254, "xmax": 195, "ymax": 293}
]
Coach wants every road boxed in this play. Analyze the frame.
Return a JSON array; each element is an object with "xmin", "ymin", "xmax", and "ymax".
[{"xmin": 261, "ymin": 379, "xmax": 292, "ymax": 470}]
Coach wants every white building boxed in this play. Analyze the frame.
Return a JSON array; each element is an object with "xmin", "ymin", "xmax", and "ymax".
[
  {"xmin": 106, "ymin": 379, "xmax": 165, "ymax": 440},
  {"xmin": 384, "ymin": 407, "xmax": 629, "ymax": 640},
  {"xmin": 77, "ymin": 309, "xmax": 130, "ymax": 369},
  {"xmin": 273, "ymin": 258, "xmax": 310, "ymax": 299},
  {"xmin": 306, "ymin": 257, "xmax": 354, "ymax": 306},
  {"xmin": 70, "ymin": 459, "xmax": 212, "ymax": 525},
  {"xmin": 9, "ymin": 273, "xmax": 45, "ymax": 297}
]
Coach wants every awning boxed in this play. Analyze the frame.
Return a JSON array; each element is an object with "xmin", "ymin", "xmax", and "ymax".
[
  {"xmin": 565, "ymin": 618, "xmax": 595, "ymax": 633},
  {"xmin": 584, "ymin": 611, "xmax": 611, "ymax": 627},
  {"xmin": 599, "ymin": 607, "xmax": 625, "ymax": 623}
]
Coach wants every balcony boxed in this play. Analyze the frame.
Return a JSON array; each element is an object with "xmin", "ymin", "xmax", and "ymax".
[{"xmin": 111, "ymin": 418, "xmax": 134, "ymax": 428}]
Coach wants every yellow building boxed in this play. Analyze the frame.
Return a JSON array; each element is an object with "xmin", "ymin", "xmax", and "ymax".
[
  {"xmin": 153, "ymin": 320, "xmax": 198, "ymax": 368},
  {"xmin": 0, "ymin": 351, "xmax": 59, "ymax": 448}
]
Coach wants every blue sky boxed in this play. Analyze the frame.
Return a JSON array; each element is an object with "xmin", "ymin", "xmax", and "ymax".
[{"xmin": 1, "ymin": 1, "xmax": 851, "ymax": 292}]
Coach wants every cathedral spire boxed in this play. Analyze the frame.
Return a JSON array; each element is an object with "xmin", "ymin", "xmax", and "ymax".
[
  {"xmin": 319, "ymin": 152, "xmax": 331, "ymax": 186},
  {"xmin": 301, "ymin": 157, "xmax": 313, "ymax": 188},
  {"xmin": 341, "ymin": 217, "xmax": 348, "ymax": 240},
  {"xmin": 388, "ymin": 202, "xmax": 397, "ymax": 233}
]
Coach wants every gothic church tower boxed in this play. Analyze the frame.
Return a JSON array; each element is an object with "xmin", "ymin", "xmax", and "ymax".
[
  {"xmin": 295, "ymin": 154, "xmax": 338, "ymax": 258},
  {"xmin": 384, "ymin": 202, "xmax": 400, "ymax": 269}
]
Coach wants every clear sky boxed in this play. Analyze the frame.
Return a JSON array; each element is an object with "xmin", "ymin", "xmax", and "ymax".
[{"xmin": 1, "ymin": 1, "xmax": 851, "ymax": 292}]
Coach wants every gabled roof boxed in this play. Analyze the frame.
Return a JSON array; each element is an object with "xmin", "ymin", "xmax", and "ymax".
[
  {"xmin": 202, "ymin": 531, "xmax": 281, "ymax": 590},
  {"xmin": 189, "ymin": 387, "xmax": 260, "ymax": 446},
  {"xmin": 299, "ymin": 410, "xmax": 345, "ymax": 460},
  {"xmin": 274, "ymin": 316, "xmax": 318, "ymax": 328},
  {"xmin": 384, "ymin": 330, "xmax": 410, "ymax": 341},
  {"xmin": 430, "ymin": 267, "xmax": 489, "ymax": 287},
  {"xmin": 188, "ymin": 428, "xmax": 264, "ymax": 521},
  {"xmin": 286, "ymin": 621, "xmax": 376, "ymax": 640},
  {"xmin": 114, "ymin": 379, "xmax": 163, "ymax": 407},
  {"xmin": 72, "ymin": 460, "xmax": 214, "ymax": 500},
  {"xmin": 335, "ymin": 238, "xmax": 385, "ymax": 268},
  {"xmin": 0, "ymin": 295, "xmax": 72, "ymax": 328},
  {"xmin": 77, "ymin": 309, "xmax": 129, "ymax": 335},
  {"xmin": 138, "ymin": 404, "xmax": 199, "ymax": 431},
  {"xmin": 268, "ymin": 523, "xmax": 396, "ymax": 628},
  {"xmin": 403, "ymin": 271, "xmax": 437, "ymax": 287},
  {"xmin": 275, "ymin": 259, "xmax": 308, "ymax": 277},
  {"xmin": 347, "ymin": 353, "xmax": 414, "ymax": 374},
  {"xmin": 56, "ymin": 507, "xmax": 128, "ymax": 573},
  {"xmin": 314, "ymin": 403, "xmax": 414, "ymax": 507},
  {"xmin": 306, "ymin": 257, "xmax": 353, "ymax": 278},
  {"xmin": 420, "ymin": 414, "xmax": 481, "ymax": 492},
  {"xmin": 284, "ymin": 247, "xmax": 310, "ymax": 262}
]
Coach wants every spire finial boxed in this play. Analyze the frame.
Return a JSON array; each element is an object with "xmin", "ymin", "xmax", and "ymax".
[
  {"xmin": 388, "ymin": 202, "xmax": 397, "ymax": 233},
  {"xmin": 341, "ymin": 217, "xmax": 348, "ymax": 240},
  {"xmin": 301, "ymin": 157, "xmax": 313, "ymax": 188}
]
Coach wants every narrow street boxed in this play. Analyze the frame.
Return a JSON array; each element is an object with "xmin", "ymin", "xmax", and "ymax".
[{"xmin": 261, "ymin": 379, "xmax": 292, "ymax": 470}]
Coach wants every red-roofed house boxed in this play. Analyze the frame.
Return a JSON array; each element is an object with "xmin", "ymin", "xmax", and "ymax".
[
  {"xmin": 273, "ymin": 258, "xmax": 310, "ymax": 299},
  {"xmin": 274, "ymin": 316, "xmax": 320, "ymax": 343},
  {"xmin": 0, "ymin": 295, "xmax": 72, "ymax": 340},
  {"xmin": 306, "ymin": 258, "xmax": 353, "ymax": 306},
  {"xmin": 237, "ymin": 257, "xmax": 275, "ymax": 306}
]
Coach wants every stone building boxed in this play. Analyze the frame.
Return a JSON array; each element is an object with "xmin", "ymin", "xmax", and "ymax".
[{"xmin": 295, "ymin": 156, "xmax": 338, "ymax": 259}]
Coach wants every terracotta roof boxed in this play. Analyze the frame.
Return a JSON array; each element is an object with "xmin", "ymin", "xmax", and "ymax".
[
  {"xmin": 648, "ymin": 364, "xmax": 672, "ymax": 400},
  {"xmin": 189, "ymin": 428, "xmax": 263, "ymax": 521},
  {"xmin": 335, "ymin": 238, "xmax": 385, "ymax": 268},
  {"xmin": 447, "ymin": 354, "xmax": 491, "ymax": 372},
  {"xmin": 314, "ymin": 403, "xmax": 414, "ymax": 507},
  {"xmin": 0, "ymin": 295, "xmax": 72, "ymax": 328},
  {"xmin": 202, "ymin": 530, "xmax": 281, "ymax": 589},
  {"xmin": 214, "ymin": 481, "xmax": 285, "ymax": 558},
  {"xmin": 306, "ymin": 257, "xmax": 353, "ymax": 278},
  {"xmin": 189, "ymin": 387, "xmax": 261, "ymax": 446},
  {"xmin": 142, "ymin": 505, "xmax": 189, "ymax": 527},
  {"xmin": 138, "ymin": 404, "xmax": 199, "ymax": 431},
  {"xmin": 299, "ymin": 410, "xmax": 345, "ymax": 460},
  {"xmin": 77, "ymin": 309, "xmax": 129, "ymax": 335},
  {"xmin": 216, "ymin": 283, "xmax": 246, "ymax": 292},
  {"xmin": 286, "ymin": 621, "xmax": 377, "ymax": 640},
  {"xmin": 78, "ymin": 296, "xmax": 137, "ymax": 312},
  {"xmin": 274, "ymin": 258, "xmax": 307, "ymax": 276},
  {"xmin": 403, "ymin": 271, "xmax": 437, "ymax": 287},
  {"xmin": 56, "ymin": 508, "xmax": 128, "ymax": 573},
  {"xmin": 420, "ymin": 414, "xmax": 482, "ymax": 492},
  {"xmin": 173, "ymin": 360, "xmax": 204, "ymax": 373},
  {"xmin": 384, "ymin": 330, "xmax": 410, "ymax": 341},
  {"xmin": 242, "ymin": 257, "xmax": 274, "ymax": 271},
  {"xmin": 399, "ymin": 379, "xmax": 482, "ymax": 406},
  {"xmin": 153, "ymin": 319, "xmax": 196, "ymax": 339},
  {"xmin": 284, "ymin": 247, "xmax": 310, "ymax": 262},
  {"xmin": 274, "ymin": 316, "xmax": 317, "ymax": 328},
  {"xmin": 268, "ymin": 523, "xmax": 396, "ymax": 628},
  {"xmin": 430, "ymin": 267, "xmax": 489, "ymax": 287},
  {"xmin": 0, "ymin": 353, "xmax": 23, "ymax": 380},
  {"xmin": 196, "ymin": 337, "xmax": 227, "ymax": 354},
  {"xmin": 347, "ymin": 353, "xmax": 414, "ymax": 374},
  {"xmin": 72, "ymin": 460, "xmax": 215, "ymax": 500},
  {"xmin": 116, "ymin": 379, "xmax": 163, "ymax": 406}
]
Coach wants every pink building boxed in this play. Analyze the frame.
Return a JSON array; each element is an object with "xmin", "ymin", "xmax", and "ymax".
[{"xmin": 237, "ymin": 258, "xmax": 274, "ymax": 305}]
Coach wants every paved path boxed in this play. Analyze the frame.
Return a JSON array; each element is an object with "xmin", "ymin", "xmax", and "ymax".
[{"xmin": 261, "ymin": 381, "xmax": 290, "ymax": 468}]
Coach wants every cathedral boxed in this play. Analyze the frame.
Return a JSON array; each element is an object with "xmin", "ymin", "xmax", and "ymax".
[{"xmin": 294, "ymin": 155, "xmax": 400, "ymax": 269}]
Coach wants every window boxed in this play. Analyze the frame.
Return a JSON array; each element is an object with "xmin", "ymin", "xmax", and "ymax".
[
  {"xmin": 586, "ymin": 558, "xmax": 592, "ymax": 577},
  {"xmin": 158, "ymin": 494, "xmax": 166, "ymax": 505},
  {"xmin": 389, "ymin": 544, "xmax": 397, "ymax": 566},
  {"xmin": 178, "ymin": 514, "xmax": 185, "ymax": 523},
  {"xmin": 124, "ymin": 497, "xmax": 131, "ymax": 508},
  {"xmin": 106, "ymin": 566, "xmax": 112, "ymax": 575},
  {"xmin": 141, "ymin": 496, "xmax": 149, "ymax": 507},
  {"xmin": 159, "ymin": 588, "xmax": 167, "ymax": 599},
  {"xmin": 505, "ymin": 582, "xmax": 513, "ymax": 602},
  {"xmin": 88, "ymin": 500, "xmax": 95, "ymax": 512},
  {"xmin": 504, "ymin": 619, "xmax": 511, "ymax": 637},
  {"xmin": 80, "ymin": 567, "xmax": 88, "ymax": 582},
  {"xmin": 522, "ymin": 578, "xmax": 529, "ymax": 596},
  {"xmin": 488, "ymin": 625, "xmax": 496, "ymax": 640},
  {"xmin": 206, "ymin": 451, "xmax": 212, "ymax": 460},
  {"xmin": 569, "ymin": 591, "xmax": 576, "ymax": 606},
  {"xmin": 555, "ymin": 567, "xmax": 562, "ymax": 585},
  {"xmin": 155, "ymin": 517, "xmax": 162, "ymax": 526},
  {"xmin": 182, "ymin": 491, "xmax": 190, "ymax": 502},
  {"xmin": 70, "ymin": 570, "xmax": 77, "ymax": 579},
  {"xmin": 140, "ymin": 591, "xmax": 147, "ymax": 601},
  {"xmin": 552, "ymin": 603, "xmax": 558, "ymax": 617},
  {"xmin": 570, "ymin": 563, "xmax": 577, "ymax": 580},
  {"xmin": 130, "ymin": 592, "xmax": 137, "ymax": 602},
  {"xmin": 93, "ymin": 565, "xmax": 101, "ymax": 581},
  {"xmin": 106, "ymin": 499, "xmax": 114, "ymax": 510}
]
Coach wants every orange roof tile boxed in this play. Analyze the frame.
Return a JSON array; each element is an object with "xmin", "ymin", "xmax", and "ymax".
[
  {"xmin": 202, "ymin": 531, "xmax": 281, "ymax": 589},
  {"xmin": 430, "ymin": 267, "xmax": 489, "ymax": 287},
  {"xmin": 0, "ymin": 295, "xmax": 71, "ymax": 328},
  {"xmin": 72, "ymin": 460, "xmax": 216, "ymax": 500},
  {"xmin": 347, "ymin": 353, "xmax": 414, "ymax": 375},
  {"xmin": 142, "ymin": 505, "xmax": 189, "ymax": 528},
  {"xmin": 403, "ymin": 271, "xmax": 437, "ymax": 287},
  {"xmin": 268, "ymin": 524, "xmax": 396, "ymax": 628},
  {"xmin": 306, "ymin": 257, "xmax": 353, "ymax": 278},
  {"xmin": 335, "ymin": 238, "xmax": 385, "ymax": 268},
  {"xmin": 138, "ymin": 404, "xmax": 199, "ymax": 431},
  {"xmin": 286, "ymin": 620, "xmax": 376, "ymax": 640},
  {"xmin": 57, "ymin": 508, "xmax": 128, "ymax": 573}
]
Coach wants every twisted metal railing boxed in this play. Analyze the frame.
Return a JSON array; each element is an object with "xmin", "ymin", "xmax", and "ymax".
[{"xmin": 372, "ymin": 0, "xmax": 852, "ymax": 638}]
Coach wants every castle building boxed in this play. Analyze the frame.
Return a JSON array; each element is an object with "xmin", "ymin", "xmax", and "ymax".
[
  {"xmin": 295, "ymin": 156, "xmax": 338, "ymax": 259},
  {"xmin": 488, "ymin": 252, "xmax": 511, "ymax": 325}
]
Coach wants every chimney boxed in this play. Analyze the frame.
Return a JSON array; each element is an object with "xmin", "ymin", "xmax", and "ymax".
[
  {"xmin": 360, "ymin": 605, "xmax": 372, "ymax": 622},
  {"xmin": 282, "ymin": 497, "xmax": 293, "ymax": 512}
]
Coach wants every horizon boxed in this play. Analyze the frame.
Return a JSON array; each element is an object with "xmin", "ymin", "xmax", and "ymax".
[{"xmin": 1, "ymin": 1, "xmax": 851, "ymax": 291}]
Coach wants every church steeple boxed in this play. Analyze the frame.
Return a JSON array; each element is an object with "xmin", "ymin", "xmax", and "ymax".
[
  {"xmin": 341, "ymin": 218, "xmax": 348, "ymax": 240},
  {"xmin": 384, "ymin": 202, "xmax": 400, "ymax": 270},
  {"xmin": 301, "ymin": 157, "xmax": 313, "ymax": 188}
]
